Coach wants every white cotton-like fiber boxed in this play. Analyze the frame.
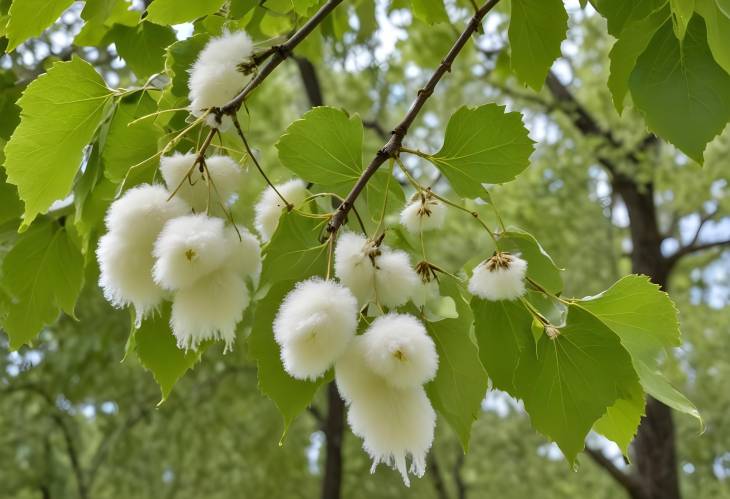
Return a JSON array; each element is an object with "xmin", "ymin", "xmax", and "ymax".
[
  {"xmin": 171, "ymin": 269, "xmax": 249, "ymax": 352},
  {"xmin": 468, "ymin": 253, "xmax": 528, "ymax": 301},
  {"xmin": 195, "ymin": 30, "xmax": 254, "ymax": 68},
  {"xmin": 373, "ymin": 249, "xmax": 418, "ymax": 308},
  {"xmin": 253, "ymin": 179, "xmax": 308, "ymax": 242},
  {"xmin": 411, "ymin": 278, "xmax": 440, "ymax": 308},
  {"xmin": 224, "ymin": 225, "xmax": 261, "ymax": 279},
  {"xmin": 97, "ymin": 184, "xmax": 189, "ymax": 321},
  {"xmin": 335, "ymin": 337, "xmax": 436, "ymax": 486},
  {"xmin": 361, "ymin": 313, "xmax": 438, "ymax": 389},
  {"xmin": 399, "ymin": 194, "xmax": 447, "ymax": 234},
  {"xmin": 160, "ymin": 153, "xmax": 242, "ymax": 212},
  {"xmin": 97, "ymin": 233, "xmax": 166, "ymax": 322},
  {"xmin": 273, "ymin": 278, "xmax": 358, "ymax": 381},
  {"xmin": 188, "ymin": 31, "xmax": 254, "ymax": 130},
  {"xmin": 152, "ymin": 214, "xmax": 229, "ymax": 291},
  {"xmin": 334, "ymin": 231, "xmax": 376, "ymax": 306},
  {"xmin": 103, "ymin": 184, "xmax": 189, "ymax": 238}
]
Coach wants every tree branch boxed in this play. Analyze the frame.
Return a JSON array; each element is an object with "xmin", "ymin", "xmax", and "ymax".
[
  {"xmin": 585, "ymin": 447, "xmax": 648, "ymax": 499},
  {"xmin": 196, "ymin": 0, "xmax": 344, "ymax": 156},
  {"xmin": 327, "ymin": 0, "xmax": 503, "ymax": 234}
]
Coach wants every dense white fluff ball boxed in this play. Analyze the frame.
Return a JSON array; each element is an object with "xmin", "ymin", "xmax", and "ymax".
[
  {"xmin": 254, "ymin": 179, "xmax": 308, "ymax": 242},
  {"xmin": 103, "ymin": 184, "xmax": 189, "ymax": 237},
  {"xmin": 335, "ymin": 337, "xmax": 436, "ymax": 486},
  {"xmin": 274, "ymin": 279, "xmax": 358, "ymax": 380},
  {"xmin": 361, "ymin": 313, "xmax": 438, "ymax": 389},
  {"xmin": 468, "ymin": 252, "xmax": 528, "ymax": 301},
  {"xmin": 171, "ymin": 269, "xmax": 249, "ymax": 352},
  {"xmin": 97, "ymin": 184, "xmax": 189, "ymax": 321},
  {"xmin": 399, "ymin": 193, "xmax": 447, "ymax": 234},
  {"xmin": 153, "ymin": 214, "xmax": 229, "ymax": 291},
  {"xmin": 334, "ymin": 232, "xmax": 376, "ymax": 305},
  {"xmin": 224, "ymin": 225, "xmax": 261, "ymax": 279},
  {"xmin": 97, "ymin": 233, "xmax": 165, "ymax": 321},
  {"xmin": 160, "ymin": 153, "xmax": 242, "ymax": 212},
  {"xmin": 188, "ymin": 31, "xmax": 254, "ymax": 129},
  {"xmin": 374, "ymin": 250, "xmax": 418, "ymax": 308}
]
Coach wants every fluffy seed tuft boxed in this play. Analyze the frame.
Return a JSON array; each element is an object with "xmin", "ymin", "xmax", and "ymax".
[
  {"xmin": 399, "ymin": 192, "xmax": 447, "ymax": 234},
  {"xmin": 468, "ymin": 252, "xmax": 528, "ymax": 301},
  {"xmin": 97, "ymin": 184, "xmax": 189, "ymax": 322},
  {"xmin": 188, "ymin": 31, "xmax": 254, "ymax": 130},
  {"xmin": 160, "ymin": 153, "xmax": 242, "ymax": 213},
  {"xmin": 153, "ymin": 214, "xmax": 229, "ymax": 291},
  {"xmin": 253, "ymin": 179, "xmax": 308, "ymax": 242},
  {"xmin": 335, "ymin": 337, "xmax": 436, "ymax": 486},
  {"xmin": 361, "ymin": 313, "xmax": 438, "ymax": 389},
  {"xmin": 273, "ymin": 278, "xmax": 358, "ymax": 380}
]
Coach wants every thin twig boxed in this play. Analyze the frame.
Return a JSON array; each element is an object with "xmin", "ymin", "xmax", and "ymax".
[{"xmin": 326, "ymin": 0, "xmax": 502, "ymax": 234}]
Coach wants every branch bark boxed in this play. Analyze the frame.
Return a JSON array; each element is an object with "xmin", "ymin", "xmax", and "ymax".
[
  {"xmin": 585, "ymin": 447, "xmax": 648, "ymax": 499},
  {"xmin": 326, "ymin": 0, "xmax": 502, "ymax": 234}
]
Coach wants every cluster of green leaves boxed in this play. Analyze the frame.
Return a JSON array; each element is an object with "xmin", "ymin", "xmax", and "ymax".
[{"xmin": 0, "ymin": 0, "xmax": 714, "ymax": 473}]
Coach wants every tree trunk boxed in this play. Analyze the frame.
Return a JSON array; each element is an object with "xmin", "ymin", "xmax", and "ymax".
[
  {"xmin": 321, "ymin": 383, "xmax": 345, "ymax": 499},
  {"xmin": 612, "ymin": 176, "xmax": 680, "ymax": 499},
  {"xmin": 292, "ymin": 55, "xmax": 346, "ymax": 499}
]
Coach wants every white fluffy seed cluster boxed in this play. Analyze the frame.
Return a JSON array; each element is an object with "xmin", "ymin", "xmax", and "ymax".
[
  {"xmin": 334, "ymin": 232, "xmax": 419, "ymax": 308},
  {"xmin": 160, "ymin": 152, "xmax": 242, "ymax": 213},
  {"xmin": 335, "ymin": 313, "xmax": 438, "ymax": 486},
  {"xmin": 97, "ymin": 162, "xmax": 260, "ymax": 351},
  {"xmin": 468, "ymin": 252, "xmax": 528, "ymax": 301},
  {"xmin": 399, "ymin": 191, "xmax": 447, "ymax": 234},
  {"xmin": 273, "ymin": 278, "xmax": 358, "ymax": 380},
  {"xmin": 254, "ymin": 179, "xmax": 308, "ymax": 242},
  {"xmin": 188, "ymin": 31, "xmax": 254, "ymax": 130}
]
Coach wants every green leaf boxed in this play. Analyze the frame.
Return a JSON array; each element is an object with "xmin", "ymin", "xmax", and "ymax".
[
  {"xmin": 0, "ymin": 169, "xmax": 22, "ymax": 225},
  {"xmin": 629, "ymin": 16, "xmax": 730, "ymax": 163},
  {"xmin": 578, "ymin": 275, "xmax": 701, "ymax": 424},
  {"xmin": 430, "ymin": 104, "xmax": 534, "ymax": 199},
  {"xmin": 425, "ymin": 280, "xmax": 487, "ymax": 451},
  {"xmin": 0, "ymin": 70, "xmax": 21, "ymax": 140},
  {"xmin": 508, "ymin": 0, "xmax": 568, "ymax": 90},
  {"xmin": 590, "ymin": 0, "xmax": 667, "ymax": 36},
  {"xmin": 717, "ymin": 0, "xmax": 730, "ymax": 15},
  {"xmin": 1, "ymin": 220, "xmax": 84, "ymax": 349},
  {"xmin": 109, "ymin": 22, "xmax": 176, "ymax": 79},
  {"xmin": 4, "ymin": 57, "xmax": 113, "ymax": 228},
  {"xmin": 248, "ymin": 280, "xmax": 326, "ymax": 437},
  {"xmin": 472, "ymin": 298, "xmax": 532, "ymax": 394},
  {"xmin": 276, "ymin": 106, "xmax": 363, "ymax": 186},
  {"xmin": 165, "ymin": 34, "xmax": 211, "ymax": 98},
  {"xmin": 670, "ymin": 0, "xmax": 695, "ymax": 38},
  {"xmin": 146, "ymin": 0, "xmax": 226, "ymax": 25},
  {"xmin": 364, "ymin": 166, "xmax": 405, "ymax": 224},
  {"xmin": 695, "ymin": 0, "xmax": 730, "ymax": 74},
  {"xmin": 498, "ymin": 229, "xmax": 563, "ymax": 294},
  {"xmin": 410, "ymin": 0, "xmax": 449, "ymax": 24},
  {"xmin": 5, "ymin": 0, "xmax": 74, "ymax": 52},
  {"xmin": 134, "ymin": 302, "xmax": 204, "ymax": 403},
  {"xmin": 579, "ymin": 275, "xmax": 680, "ymax": 354},
  {"xmin": 260, "ymin": 211, "xmax": 328, "ymax": 285},
  {"xmin": 607, "ymin": 4, "xmax": 671, "ymax": 114},
  {"xmin": 102, "ymin": 92, "xmax": 162, "ymax": 183},
  {"xmin": 593, "ymin": 382, "xmax": 645, "ymax": 456},
  {"xmin": 514, "ymin": 305, "xmax": 640, "ymax": 465}
]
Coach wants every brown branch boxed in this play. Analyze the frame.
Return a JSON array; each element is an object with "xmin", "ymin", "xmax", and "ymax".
[
  {"xmin": 196, "ymin": 0, "xmax": 344, "ymax": 155},
  {"xmin": 427, "ymin": 452, "xmax": 451, "ymax": 499},
  {"xmin": 327, "ymin": 0, "xmax": 503, "ymax": 234},
  {"xmin": 585, "ymin": 447, "xmax": 648, "ymax": 499}
]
